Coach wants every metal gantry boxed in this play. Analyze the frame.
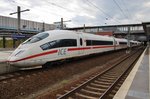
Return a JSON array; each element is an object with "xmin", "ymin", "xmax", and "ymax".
[{"xmin": 10, "ymin": 6, "xmax": 30, "ymax": 34}]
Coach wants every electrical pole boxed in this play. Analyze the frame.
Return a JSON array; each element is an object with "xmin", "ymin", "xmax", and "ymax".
[
  {"xmin": 61, "ymin": 18, "xmax": 63, "ymax": 30},
  {"xmin": 126, "ymin": 26, "xmax": 131, "ymax": 53},
  {"xmin": 54, "ymin": 18, "xmax": 71, "ymax": 30},
  {"xmin": 10, "ymin": 6, "xmax": 30, "ymax": 34},
  {"xmin": 10, "ymin": 6, "xmax": 29, "ymax": 48},
  {"xmin": 42, "ymin": 22, "xmax": 45, "ymax": 32},
  {"xmin": 128, "ymin": 26, "xmax": 131, "ymax": 47},
  {"xmin": 83, "ymin": 24, "xmax": 85, "ymax": 32},
  {"xmin": 18, "ymin": 6, "xmax": 20, "ymax": 34}
]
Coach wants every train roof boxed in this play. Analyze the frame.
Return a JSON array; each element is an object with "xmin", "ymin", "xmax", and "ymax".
[
  {"xmin": 44, "ymin": 30, "xmax": 114, "ymax": 40},
  {"xmin": 115, "ymin": 38, "xmax": 128, "ymax": 42}
]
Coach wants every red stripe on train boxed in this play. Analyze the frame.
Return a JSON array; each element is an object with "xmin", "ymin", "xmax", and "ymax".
[
  {"xmin": 8, "ymin": 46, "xmax": 115, "ymax": 62},
  {"xmin": 92, "ymin": 45, "xmax": 114, "ymax": 49},
  {"xmin": 68, "ymin": 47, "xmax": 91, "ymax": 51},
  {"xmin": 68, "ymin": 46, "xmax": 114, "ymax": 51},
  {"xmin": 9, "ymin": 50, "xmax": 58, "ymax": 62}
]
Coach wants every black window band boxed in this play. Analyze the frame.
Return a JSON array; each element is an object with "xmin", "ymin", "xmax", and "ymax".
[{"xmin": 40, "ymin": 39, "xmax": 77, "ymax": 50}]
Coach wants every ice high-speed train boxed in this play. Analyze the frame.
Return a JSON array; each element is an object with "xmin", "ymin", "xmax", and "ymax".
[{"xmin": 7, "ymin": 30, "xmax": 140, "ymax": 68}]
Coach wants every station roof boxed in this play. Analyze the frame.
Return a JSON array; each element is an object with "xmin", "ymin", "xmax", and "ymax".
[{"xmin": 66, "ymin": 23, "xmax": 143, "ymax": 30}]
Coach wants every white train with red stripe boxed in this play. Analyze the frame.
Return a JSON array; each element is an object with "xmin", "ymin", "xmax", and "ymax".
[{"xmin": 7, "ymin": 30, "xmax": 139, "ymax": 68}]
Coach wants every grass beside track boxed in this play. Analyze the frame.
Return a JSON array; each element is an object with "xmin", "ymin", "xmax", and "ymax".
[{"xmin": 0, "ymin": 39, "xmax": 25, "ymax": 48}]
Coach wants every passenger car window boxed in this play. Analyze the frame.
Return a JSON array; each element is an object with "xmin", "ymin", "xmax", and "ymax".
[
  {"xmin": 23, "ymin": 33, "xmax": 49, "ymax": 44},
  {"xmin": 40, "ymin": 39, "xmax": 77, "ymax": 50},
  {"xmin": 49, "ymin": 41, "xmax": 58, "ymax": 48},
  {"xmin": 57, "ymin": 39, "xmax": 77, "ymax": 47},
  {"xmin": 119, "ymin": 42, "xmax": 127, "ymax": 45},
  {"xmin": 40, "ymin": 43, "xmax": 50, "ymax": 50},
  {"xmin": 86, "ymin": 40, "xmax": 113, "ymax": 46}
]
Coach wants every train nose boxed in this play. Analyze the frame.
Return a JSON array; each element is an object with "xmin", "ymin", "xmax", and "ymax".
[
  {"xmin": 7, "ymin": 56, "xmax": 20, "ymax": 66},
  {"xmin": 7, "ymin": 56, "xmax": 22, "ymax": 66},
  {"xmin": 8, "ymin": 49, "xmax": 26, "ymax": 64}
]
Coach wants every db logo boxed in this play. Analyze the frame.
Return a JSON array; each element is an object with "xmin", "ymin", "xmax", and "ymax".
[{"xmin": 58, "ymin": 48, "xmax": 67, "ymax": 55}]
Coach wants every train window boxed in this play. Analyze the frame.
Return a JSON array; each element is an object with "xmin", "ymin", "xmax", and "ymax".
[
  {"xmin": 40, "ymin": 41, "xmax": 57, "ymax": 50},
  {"xmin": 40, "ymin": 39, "xmax": 77, "ymax": 50},
  {"xmin": 86, "ymin": 40, "xmax": 92, "ymax": 46},
  {"xmin": 49, "ymin": 41, "xmax": 58, "ymax": 48},
  {"xmin": 23, "ymin": 33, "xmax": 49, "ymax": 44},
  {"xmin": 119, "ymin": 42, "xmax": 127, "ymax": 45},
  {"xmin": 86, "ymin": 40, "xmax": 113, "ymax": 46},
  {"xmin": 80, "ymin": 38, "xmax": 83, "ymax": 46},
  {"xmin": 40, "ymin": 43, "xmax": 50, "ymax": 50},
  {"xmin": 58, "ymin": 39, "xmax": 77, "ymax": 47},
  {"xmin": 36, "ymin": 33, "xmax": 49, "ymax": 39}
]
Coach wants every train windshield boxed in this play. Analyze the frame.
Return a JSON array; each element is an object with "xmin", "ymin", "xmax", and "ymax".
[{"xmin": 22, "ymin": 33, "xmax": 49, "ymax": 44}]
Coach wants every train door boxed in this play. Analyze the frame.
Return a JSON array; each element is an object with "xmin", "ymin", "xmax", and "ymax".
[
  {"xmin": 113, "ymin": 37, "xmax": 117, "ymax": 50},
  {"xmin": 78, "ymin": 34, "xmax": 85, "ymax": 55}
]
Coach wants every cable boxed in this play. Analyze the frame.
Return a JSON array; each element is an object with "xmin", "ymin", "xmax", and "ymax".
[
  {"xmin": 122, "ymin": 0, "xmax": 132, "ymax": 18},
  {"xmin": 112, "ymin": 0, "xmax": 129, "ymax": 19},
  {"xmin": 85, "ymin": 0, "xmax": 121, "ymax": 24},
  {"xmin": 45, "ymin": 0, "xmax": 111, "ymax": 25},
  {"xmin": 45, "ymin": 1, "xmax": 73, "ymax": 12},
  {"xmin": 121, "ymin": 0, "xmax": 142, "ymax": 23},
  {"xmin": 86, "ymin": 0, "xmax": 112, "ymax": 19},
  {"xmin": 9, "ymin": 0, "xmax": 66, "ymax": 18}
]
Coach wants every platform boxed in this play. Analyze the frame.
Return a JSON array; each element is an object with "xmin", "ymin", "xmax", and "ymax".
[
  {"xmin": 0, "ymin": 49, "xmax": 19, "ymax": 74},
  {"xmin": 114, "ymin": 46, "xmax": 150, "ymax": 99},
  {"xmin": 0, "ymin": 50, "xmax": 13, "ymax": 62}
]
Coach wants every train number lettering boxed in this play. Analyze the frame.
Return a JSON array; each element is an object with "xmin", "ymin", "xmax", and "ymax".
[{"xmin": 58, "ymin": 48, "xmax": 67, "ymax": 55}]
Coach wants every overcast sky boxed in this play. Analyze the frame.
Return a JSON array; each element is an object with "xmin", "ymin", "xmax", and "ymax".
[{"xmin": 0, "ymin": 0, "xmax": 150, "ymax": 27}]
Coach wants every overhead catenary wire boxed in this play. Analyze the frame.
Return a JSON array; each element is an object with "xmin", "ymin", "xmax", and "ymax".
[
  {"xmin": 86, "ymin": 0, "xmax": 112, "ymax": 19},
  {"xmin": 121, "ymin": 0, "xmax": 132, "ymax": 18},
  {"xmin": 6, "ymin": 0, "xmax": 143, "ymax": 27},
  {"xmin": 121, "ymin": 0, "xmax": 142, "ymax": 23},
  {"xmin": 45, "ymin": 0, "xmax": 122, "ymax": 25},
  {"xmin": 85, "ymin": 0, "xmax": 121, "ymax": 24},
  {"xmin": 83, "ymin": 1, "xmax": 110, "ymax": 25},
  {"xmin": 8, "ymin": 0, "xmax": 88, "ymax": 26},
  {"xmin": 8, "ymin": 0, "xmax": 121, "ymax": 26},
  {"xmin": 44, "ymin": 0, "xmax": 91, "ymax": 14},
  {"xmin": 112, "ymin": 0, "xmax": 129, "ymax": 19},
  {"xmin": 45, "ymin": 0, "xmax": 109, "ymax": 25},
  {"xmin": 45, "ymin": 1, "xmax": 74, "ymax": 12},
  {"xmin": 8, "ymin": 0, "xmax": 68, "ymax": 19}
]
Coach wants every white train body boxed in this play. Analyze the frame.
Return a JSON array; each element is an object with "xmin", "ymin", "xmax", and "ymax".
[
  {"xmin": 115, "ymin": 38, "xmax": 128, "ymax": 50},
  {"xmin": 7, "ymin": 30, "xmax": 139, "ymax": 68}
]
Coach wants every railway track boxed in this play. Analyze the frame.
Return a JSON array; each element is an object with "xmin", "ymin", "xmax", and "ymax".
[
  {"xmin": 0, "ymin": 68, "xmax": 41, "ymax": 82},
  {"xmin": 57, "ymin": 47, "xmax": 144, "ymax": 99}
]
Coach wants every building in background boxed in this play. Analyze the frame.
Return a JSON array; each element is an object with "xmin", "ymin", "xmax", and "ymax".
[{"xmin": 0, "ymin": 15, "xmax": 55, "ymax": 34}]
